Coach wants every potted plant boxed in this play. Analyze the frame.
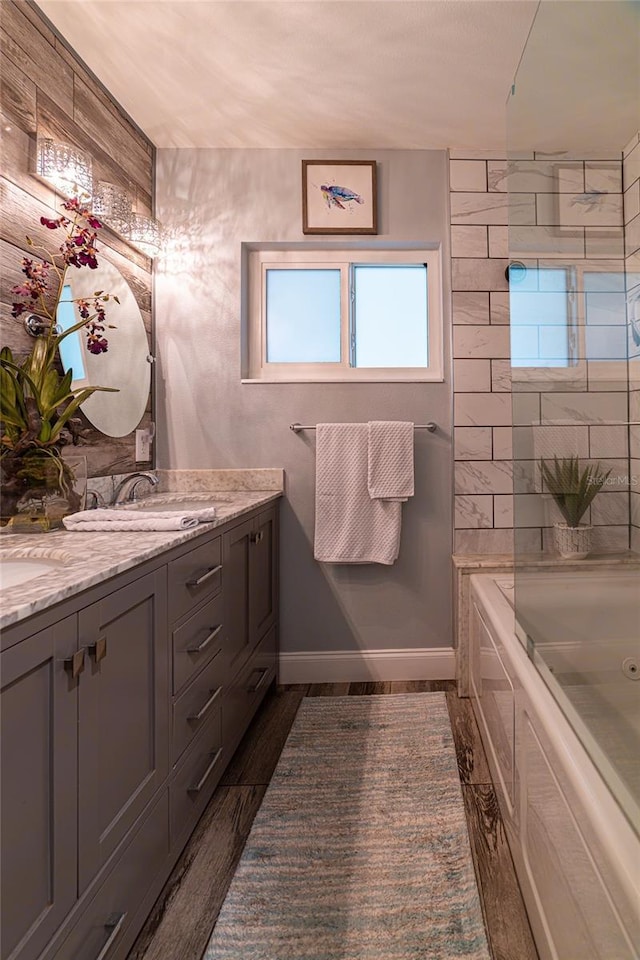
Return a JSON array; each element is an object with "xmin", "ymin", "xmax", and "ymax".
[
  {"xmin": 539, "ymin": 455, "xmax": 611, "ymax": 559},
  {"xmin": 1, "ymin": 199, "xmax": 118, "ymax": 531}
]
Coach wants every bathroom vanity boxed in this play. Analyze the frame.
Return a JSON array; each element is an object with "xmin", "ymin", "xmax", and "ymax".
[{"xmin": 0, "ymin": 492, "xmax": 280, "ymax": 960}]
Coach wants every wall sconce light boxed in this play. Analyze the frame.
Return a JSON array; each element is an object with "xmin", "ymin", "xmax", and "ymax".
[
  {"xmin": 91, "ymin": 180, "xmax": 132, "ymax": 235},
  {"xmin": 127, "ymin": 213, "xmax": 163, "ymax": 258},
  {"xmin": 36, "ymin": 138, "xmax": 93, "ymax": 202}
]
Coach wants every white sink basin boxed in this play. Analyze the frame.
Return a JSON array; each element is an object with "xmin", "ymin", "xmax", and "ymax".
[{"xmin": 0, "ymin": 557, "xmax": 63, "ymax": 589}]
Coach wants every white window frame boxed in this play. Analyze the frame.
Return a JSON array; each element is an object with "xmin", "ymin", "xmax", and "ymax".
[{"xmin": 245, "ymin": 248, "xmax": 443, "ymax": 382}]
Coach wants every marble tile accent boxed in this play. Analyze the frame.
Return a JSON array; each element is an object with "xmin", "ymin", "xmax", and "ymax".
[
  {"xmin": 491, "ymin": 360, "xmax": 511, "ymax": 392},
  {"xmin": 513, "ymin": 493, "xmax": 547, "ymax": 527},
  {"xmin": 591, "ymin": 492, "xmax": 630, "ymax": 526},
  {"xmin": 157, "ymin": 468, "xmax": 285, "ymax": 492},
  {"xmin": 0, "ymin": 491, "xmax": 282, "ymax": 629},
  {"xmin": 452, "ymin": 291, "xmax": 490, "ymax": 325},
  {"xmin": 536, "ymin": 192, "xmax": 623, "ymax": 228},
  {"xmin": 492, "ymin": 427, "xmax": 513, "ymax": 461},
  {"xmin": 486, "ymin": 161, "xmax": 508, "ymax": 193},
  {"xmin": 632, "ymin": 491, "xmax": 640, "ymax": 528},
  {"xmin": 512, "ymin": 393, "xmax": 541, "ymax": 426},
  {"xmin": 488, "ymin": 226, "xmax": 508, "ymax": 258},
  {"xmin": 494, "ymin": 495, "xmax": 514, "ymax": 528},
  {"xmin": 540, "ymin": 392, "xmax": 628, "ymax": 425},
  {"xmin": 453, "ymin": 359, "xmax": 491, "ymax": 392},
  {"xmin": 451, "ymin": 225, "xmax": 488, "ymax": 258},
  {"xmin": 535, "ymin": 149, "xmax": 622, "ymax": 162},
  {"xmin": 623, "ymin": 133, "xmax": 640, "ymax": 158},
  {"xmin": 455, "ymin": 461, "xmax": 513, "ymax": 495},
  {"xmin": 585, "ymin": 230, "xmax": 625, "ymax": 258},
  {"xmin": 497, "ymin": 160, "xmax": 585, "ymax": 194},
  {"xmin": 449, "ymin": 149, "xmax": 513, "ymax": 161},
  {"xmin": 631, "ymin": 426, "xmax": 640, "ymax": 460},
  {"xmin": 632, "ymin": 526, "xmax": 640, "ymax": 553},
  {"xmin": 510, "ymin": 225, "xmax": 585, "ymax": 259},
  {"xmin": 623, "ymin": 142, "xmax": 640, "ymax": 193},
  {"xmin": 454, "ymin": 393, "xmax": 512, "ymax": 427},
  {"xmin": 450, "ymin": 160, "xmax": 487, "ymax": 192},
  {"xmin": 588, "ymin": 425, "xmax": 629, "ymax": 459},
  {"xmin": 513, "ymin": 424, "xmax": 589, "ymax": 460},
  {"xmin": 454, "ymin": 427, "xmax": 493, "ymax": 461},
  {"xmin": 624, "ymin": 181, "xmax": 640, "ymax": 225},
  {"xmin": 451, "ymin": 193, "xmax": 536, "ymax": 226},
  {"xmin": 489, "ymin": 292, "xmax": 510, "ymax": 324},
  {"xmin": 453, "ymin": 325, "xmax": 510, "ymax": 359},
  {"xmin": 625, "ymin": 213, "xmax": 640, "ymax": 257},
  {"xmin": 584, "ymin": 162, "xmax": 622, "ymax": 194},
  {"xmin": 454, "ymin": 528, "xmax": 515, "ymax": 555},
  {"xmin": 452, "ymin": 258, "xmax": 509, "ymax": 292},
  {"xmin": 455, "ymin": 494, "xmax": 493, "ymax": 528}
]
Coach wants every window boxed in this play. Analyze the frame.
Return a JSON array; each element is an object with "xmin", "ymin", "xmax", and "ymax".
[
  {"xmin": 246, "ymin": 249, "xmax": 442, "ymax": 381},
  {"xmin": 56, "ymin": 283, "xmax": 90, "ymax": 390}
]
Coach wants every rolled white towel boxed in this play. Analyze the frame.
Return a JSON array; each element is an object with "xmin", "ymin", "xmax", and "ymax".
[{"xmin": 63, "ymin": 507, "xmax": 216, "ymax": 532}]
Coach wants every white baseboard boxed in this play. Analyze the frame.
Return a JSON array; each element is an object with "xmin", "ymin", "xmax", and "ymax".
[{"xmin": 278, "ymin": 647, "xmax": 456, "ymax": 685}]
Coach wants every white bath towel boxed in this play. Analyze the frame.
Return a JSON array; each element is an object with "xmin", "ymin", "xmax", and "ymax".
[
  {"xmin": 63, "ymin": 507, "xmax": 216, "ymax": 532},
  {"xmin": 314, "ymin": 423, "xmax": 402, "ymax": 565},
  {"xmin": 367, "ymin": 420, "xmax": 415, "ymax": 500}
]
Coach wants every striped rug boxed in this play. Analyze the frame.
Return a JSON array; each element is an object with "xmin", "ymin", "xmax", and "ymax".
[{"xmin": 205, "ymin": 694, "xmax": 490, "ymax": 960}]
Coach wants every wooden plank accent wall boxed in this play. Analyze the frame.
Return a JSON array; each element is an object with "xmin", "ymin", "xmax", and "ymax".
[{"xmin": 0, "ymin": 0, "xmax": 155, "ymax": 477}]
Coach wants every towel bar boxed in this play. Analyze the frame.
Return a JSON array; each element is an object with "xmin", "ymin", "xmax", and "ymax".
[{"xmin": 290, "ymin": 422, "xmax": 437, "ymax": 433}]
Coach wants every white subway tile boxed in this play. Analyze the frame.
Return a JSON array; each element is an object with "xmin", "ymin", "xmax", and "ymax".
[
  {"xmin": 452, "ymin": 258, "xmax": 509, "ymax": 292},
  {"xmin": 450, "ymin": 160, "xmax": 487, "ymax": 192},
  {"xmin": 488, "ymin": 226, "xmax": 509, "ymax": 258},
  {"xmin": 453, "ymin": 359, "xmax": 491, "ymax": 392},
  {"xmin": 449, "ymin": 149, "xmax": 509, "ymax": 160},
  {"xmin": 486, "ymin": 161, "xmax": 508, "ymax": 193},
  {"xmin": 452, "ymin": 291, "xmax": 490, "ymax": 325},
  {"xmin": 584, "ymin": 162, "xmax": 622, "ymax": 194},
  {"xmin": 537, "ymin": 192, "xmax": 622, "ymax": 228},
  {"xmin": 623, "ymin": 133, "xmax": 640, "ymax": 158},
  {"xmin": 450, "ymin": 193, "xmax": 513, "ymax": 225},
  {"xmin": 454, "ymin": 529, "xmax": 515, "ymax": 554},
  {"xmin": 455, "ymin": 460, "xmax": 513, "ymax": 495},
  {"xmin": 624, "ymin": 181, "xmax": 640, "ymax": 225},
  {"xmin": 499, "ymin": 159, "xmax": 584, "ymax": 194},
  {"xmin": 455, "ymin": 494, "xmax": 493, "ymax": 528},
  {"xmin": 625, "ymin": 213, "xmax": 640, "ymax": 258},
  {"xmin": 494, "ymin": 495, "xmax": 514, "ymax": 527},
  {"xmin": 541, "ymin": 392, "xmax": 628, "ymax": 424},
  {"xmin": 489, "ymin": 291, "xmax": 510, "ymax": 324},
  {"xmin": 623, "ymin": 142, "xmax": 640, "ymax": 192},
  {"xmin": 510, "ymin": 224, "xmax": 585, "ymax": 259},
  {"xmin": 589, "ymin": 425, "xmax": 629, "ymax": 458},
  {"xmin": 451, "ymin": 225, "xmax": 488, "ymax": 258},
  {"xmin": 491, "ymin": 359, "xmax": 511, "ymax": 392},
  {"xmin": 591, "ymin": 492, "xmax": 629, "ymax": 526},
  {"xmin": 453, "ymin": 325, "xmax": 510, "ymax": 359},
  {"xmin": 455, "ymin": 393, "xmax": 512, "ymax": 427},
  {"xmin": 454, "ymin": 427, "xmax": 493, "ymax": 461},
  {"xmin": 492, "ymin": 427, "xmax": 513, "ymax": 460},
  {"xmin": 585, "ymin": 231, "xmax": 625, "ymax": 258}
]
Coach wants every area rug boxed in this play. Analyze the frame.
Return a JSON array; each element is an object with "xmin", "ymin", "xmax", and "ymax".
[{"xmin": 204, "ymin": 694, "xmax": 490, "ymax": 960}]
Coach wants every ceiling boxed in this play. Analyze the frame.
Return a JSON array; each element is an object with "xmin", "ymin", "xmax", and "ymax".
[{"xmin": 35, "ymin": 0, "xmax": 540, "ymax": 150}]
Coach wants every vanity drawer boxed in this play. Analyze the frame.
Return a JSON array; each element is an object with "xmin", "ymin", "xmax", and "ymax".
[
  {"xmin": 172, "ymin": 592, "xmax": 224, "ymax": 695},
  {"xmin": 51, "ymin": 790, "xmax": 169, "ymax": 960},
  {"xmin": 172, "ymin": 650, "xmax": 224, "ymax": 763},
  {"xmin": 168, "ymin": 536, "xmax": 222, "ymax": 624},
  {"xmin": 223, "ymin": 625, "xmax": 277, "ymax": 757},
  {"xmin": 170, "ymin": 708, "xmax": 223, "ymax": 848}
]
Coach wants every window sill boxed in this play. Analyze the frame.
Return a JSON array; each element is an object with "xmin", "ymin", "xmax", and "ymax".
[{"xmin": 241, "ymin": 376, "xmax": 446, "ymax": 384}]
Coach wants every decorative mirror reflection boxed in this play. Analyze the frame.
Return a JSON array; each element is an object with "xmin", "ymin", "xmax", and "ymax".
[{"xmin": 57, "ymin": 258, "xmax": 151, "ymax": 437}]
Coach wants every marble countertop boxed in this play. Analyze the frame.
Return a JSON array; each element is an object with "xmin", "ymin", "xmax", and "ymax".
[
  {"xmin": 452, "ymin": 552, "xmax": 640, "ymax": 571},
  {"xmin": 0, "ymin": 490, "xmax": 281, "ymax": 631}
]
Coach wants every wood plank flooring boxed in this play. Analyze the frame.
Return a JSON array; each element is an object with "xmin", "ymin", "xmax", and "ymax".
[{"xmin": 127, "ymin": 681, "xmax": 538, "ymax": 960}]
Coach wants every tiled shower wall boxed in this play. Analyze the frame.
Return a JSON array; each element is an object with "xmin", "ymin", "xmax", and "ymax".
[
  {"xmin": 450, "ymin": 150, "xmax": 631, "ymax": 556},
  {"xmin": 625, "ymin": 134, "xmax": 640, "ymax": 552}
]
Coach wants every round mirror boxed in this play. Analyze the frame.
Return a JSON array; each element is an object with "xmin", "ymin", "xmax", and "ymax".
[{"xmin": 57, "ymin": 258, "xmax": 151, "ymax": 438}]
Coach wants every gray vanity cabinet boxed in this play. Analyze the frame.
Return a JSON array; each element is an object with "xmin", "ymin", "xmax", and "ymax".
[
  {"xmin": 77, "ymin": 570, "xmax": 169, "ymax": 892},
  {"xmin": 0, "ymin": 618, "xmax": 78, "ymax": 960}
]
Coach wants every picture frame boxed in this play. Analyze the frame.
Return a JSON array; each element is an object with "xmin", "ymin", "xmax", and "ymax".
[{"xmin": 302, "ymin": 160, "xmax": 377, "ymax": 235}]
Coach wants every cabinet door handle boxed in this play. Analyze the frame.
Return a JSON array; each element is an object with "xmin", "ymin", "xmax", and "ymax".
[
  {"xmin": 250, "ymin": 531, "xmax": 264, "ymax": 544},
  {"xmin": 188, "ymin": 686, "xmax": 222, "ymax": 723},
  {"xmin": 248, "ymin": 667, "xmax": 270, "ymax": 694},
  {"xmin": 187, "ymin": 748, "xmax": 222, "ymax": 794},
  {"xmin": 88, "ymin": 636, "xmax": 107, "ymax": 663},
  {"xmin": 187, "ymin": 624, "xmax": 222, "ymax": 654},
  {"xmin": 95, "ymin": 912, "xmax": 127, "ymax": 960},
  {"xmin": 63, "ymin": 649, "xmax": 85, "ymax": 680},
  {"xmin": 186, "ymin": 564, "xmax": 222, "ymax": 588}
]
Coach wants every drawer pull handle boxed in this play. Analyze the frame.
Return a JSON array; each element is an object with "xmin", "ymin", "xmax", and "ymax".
[
  {"xmin": 187, "ymin": 564, "xmax": 222, "ymax": 588},
  {"xmin": 188, "ymin": 748, "xmax": 223, "ymax": 794},
  {"xmin": 63, "ymin": 649, "xmax": 85, "ymax": 680},
  {"xmin": 248, "ymin": 667, "xmax": 270, "ymax": 694},
  {"xmin": 250, "ymin": 530, "xmax": 264, "ymax": 544},
  {"xmin": 88, "ymin": 636, "xmax": 107, "ymax": 664},
  {"xmin": 95, "ymin": 912, "xmax": 127, "ymax": 960},
  {"xmin": 187, "ymin": 624, "xmax": 222, "ymax": 654},
  {"xmin": 188, "ymin": 686, "xmax": 222, "ymax": 723}
]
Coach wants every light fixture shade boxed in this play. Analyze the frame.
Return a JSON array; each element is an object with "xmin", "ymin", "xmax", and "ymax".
[
  {"xmin": 92, "ymin": 181, "xmax": 132, "ymax": 235},
  {"xmin": 36, "ymin": 138, "xmax": 92, "ymax": 202},
  {"xmin": 128, "ymin": 213, "xmax": 162, "ymax": 258}
]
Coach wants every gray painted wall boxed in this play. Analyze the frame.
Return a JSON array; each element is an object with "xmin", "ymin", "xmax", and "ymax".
[{"xmin": 155, "ymin": 148, "xmax": 453, "ymax": 653}]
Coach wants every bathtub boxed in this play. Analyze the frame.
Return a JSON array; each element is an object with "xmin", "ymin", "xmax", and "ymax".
[{"xmin": 469, "ymin": 571, "xmax": 640, "ymax": 960}]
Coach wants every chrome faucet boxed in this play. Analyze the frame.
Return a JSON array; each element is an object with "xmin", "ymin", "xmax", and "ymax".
[{"xmin": 112, "ymin": 471, "xmax": 159, "ymax": 505}]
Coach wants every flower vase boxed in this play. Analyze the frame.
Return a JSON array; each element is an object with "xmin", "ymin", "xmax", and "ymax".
[
  {"xmin": 553, "ymin": 522, "xmax": 593, "ymax": 560},
  {"xmin": 0, "ymin": 450, "xmax": 85, "ymax": 532}
]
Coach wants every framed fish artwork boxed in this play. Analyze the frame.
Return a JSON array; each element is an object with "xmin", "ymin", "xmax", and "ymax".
[{"xmin": 302, "ymin": 160, "xmax": 377, "ymax": 235}]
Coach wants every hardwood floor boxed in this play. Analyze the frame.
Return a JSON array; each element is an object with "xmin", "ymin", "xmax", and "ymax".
[{"xmin": 127, "ymin": 681, "xmax": 538, "ymax": 960}]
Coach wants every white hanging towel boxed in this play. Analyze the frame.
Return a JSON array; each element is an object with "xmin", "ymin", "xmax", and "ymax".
[
  {"xmin": 367, "ymin": 420, "xmax": 415, "ymax": 500},
  {"xmin": 314, "ymin": 423, "xmax": 402, "ymax": 565}
]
